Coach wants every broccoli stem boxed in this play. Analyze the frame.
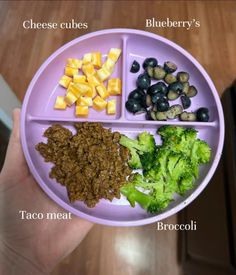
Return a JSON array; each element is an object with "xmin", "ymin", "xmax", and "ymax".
[{"xmin": 121, "ymin": 184, "xmax": 153, "ymax": 210}]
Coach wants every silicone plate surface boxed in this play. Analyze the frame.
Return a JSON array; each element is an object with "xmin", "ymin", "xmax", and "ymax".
[{"xmin": 21, "ymin": 29, "xmax": 224, "ymax": 226}]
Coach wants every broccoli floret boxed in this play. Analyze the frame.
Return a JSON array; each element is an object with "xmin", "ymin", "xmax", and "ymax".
[
  {"xmin": 119, "ymin": 132, "xmax": 156, "ymax": 170},
  {"xmin": 158, "ymin": 125, "xmax": 185, "ymax": 140},
  {"xmin": 128, "ymin": 148, "xmax": 142, "ymax": 169},
  {"xmin": 119, "ymin": 135, "xmax": 141, "ymax": 151},
  {"xmin": 120, "ymin": 126, "xmax": 211, "ymax": 214},
  {"xmin": 137, "ymin": 131, "xmax": 156, "ymax": 153},
  {"xmin": 191, "ymin": 139, "xmax": 211, "ymax": 164},
  {"xmin": 140, "ymin": 151, "xmax": 155, "ymax": 171},
  {"xmin": 178, "ymin": 172, "xmax": 194, "ymax": 195},
  {"xmin": 168, "ymin": 153, "xmax": 192, "ymax": 181},
  {"xmin": 121, "ymin": 182, "xmax": 166, "ymax": 213},
  {"xmin": 119, "ymin": 135, "xmax": 142, "ymax": 168}
]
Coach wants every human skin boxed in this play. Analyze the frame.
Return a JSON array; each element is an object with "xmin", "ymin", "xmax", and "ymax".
[{"xmin": 0, "ymin": 109, "xmax": 93, "ymax": 274}]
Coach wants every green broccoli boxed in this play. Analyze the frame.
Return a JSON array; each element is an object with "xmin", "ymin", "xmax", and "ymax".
[
  {"xmin": 119, "ymin": 131, "xmax": 156, "ymax": 169},
  {"xmin": 121, "ymin": 183, "xmax": 161, "ymax": 213},
  {"xmin": 120, "ymin": 126, "xmax": 211, "ymax": 214},
  {"xmin": 128, "ymin": 148, "xmax": 142, "ymax": 169},
  {"xmin": 157, "ymin": 125, "xmax": 185, "ymax": 140}
]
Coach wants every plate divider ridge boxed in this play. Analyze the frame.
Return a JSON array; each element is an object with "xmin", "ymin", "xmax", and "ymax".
[
  {"xmin": 121, "ymin": 35, "xmax": 128, "ymax": 120},
  {"xmin": 27, "ymin": 114, "xmax": 217, "ymax": 128}
]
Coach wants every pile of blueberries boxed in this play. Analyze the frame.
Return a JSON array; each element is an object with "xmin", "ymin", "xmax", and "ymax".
[{"xmin": 126, "ymin": 58, "xmax": 209, "ymax": 122}]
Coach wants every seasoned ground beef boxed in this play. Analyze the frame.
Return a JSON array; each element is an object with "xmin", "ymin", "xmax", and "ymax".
[{"xmin": 36, "ymin": 122, "xmax": 132, "ymax": 207}]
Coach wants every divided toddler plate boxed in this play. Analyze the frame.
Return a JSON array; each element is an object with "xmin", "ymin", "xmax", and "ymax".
[{"xmin": 21, "ymin": 29, "xmax": 224, "ymax": 226}]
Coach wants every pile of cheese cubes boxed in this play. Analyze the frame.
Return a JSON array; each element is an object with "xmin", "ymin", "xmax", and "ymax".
[{"xmin": 54, "ymin": 48, "xmax": 122, "ymax": 116}]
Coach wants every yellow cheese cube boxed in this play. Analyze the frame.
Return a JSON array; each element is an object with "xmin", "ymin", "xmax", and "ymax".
[
  {"xmin": 93, "ymin": 96, "xmax": 107, "ymax": 111},
  {"xmin": 107, "ymin": 99, "xmax": 116, "ymax": 115},
  {"xmin": 82, "ymin": 63, "xmax": 96, "ymax": 77},
  {"xmin": 64, "ymin": 91, "xmax": 78, "ymax": 106},
  {"xmin": 91, "ymin": 52, "xmax": 102, "ymax": 68},
  {"xmin": 97, "ymin": 67, "xmax": 110, "ymax": 82},
  {"xmin": 67, "ymin": 58, "xmax": 82, "ymax": 69},
  {"xmin": 91, "ymin": 84, "xmax": 97, "ymax": 98},
  {"xmin": 87, "ymin": 74, "xmax": 101, "ymax": 87},
  {"xmin": 75, "ymin": 106, "xmax": 89, "ymax": 116},
  {"xmin": 96, "ymin": 85, "xmax": 109, "ymax": 99},
  {"xmin": 84, "ymin": 83, "xmax": 96, "ymax": 97},
  {"xmin": 107, "ymin": 78, "xmax": 122, "ymax": 95},
  {"xmin": 59, "ymin": 75, "xmax": 72, "ymax": 88},
  {"xmin": 82, "ymin": 53, "xmax": 92, "ymax": 64},
  {"xmin": 108, "ymin": 48, "xmax": 122, "ymax": 62},
  {"xmin": 77, "ymin": 97, "xmax": 93, "ymax": 106},
  {"xmin": 67, "ymin": 82, "xmax": 81, "ymax": 98},
  {"xmin": 73, "ymin": 75, "xmax": 86, "ymax": 83},
  {"xmin": 103, "ymin": 58, "xmax": 115, "ymax": 73},
  {"xmin": 76, "ymin": 82, "xmax": 93, "ymax": 96},
  {"xmin": 84, "ymin": 88, "xmax": 93, "ymax": 98},
  {"xmin": 65, "ymin": 66, "xmax": 78, "ymax": 77},
  {"xmin": 54, "ymin": 96, "xmax": 67, "ymax": 110}
]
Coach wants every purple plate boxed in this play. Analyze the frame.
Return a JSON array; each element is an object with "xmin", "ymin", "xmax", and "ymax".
[{"xmin": 21, "ymin": 29, "xmax": 224, "ymax": 226}]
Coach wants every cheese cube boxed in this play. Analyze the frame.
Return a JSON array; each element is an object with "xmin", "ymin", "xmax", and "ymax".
[
  {"xmin": 82, "ymin": 63, "xmax": 96, "ymax": 76},
  {"xmin": 75, "ymin": 106, "xmax": 89, "ymax": 116},
  {"xmin": 77, "ymin": 97, "xmax": 93, "ymax": 107},
  {"xmin": 67, "ymin": 82, "xmax": 81, "ymax": 98},
  {"xmin": 59, "ymin": 75, "xmax": 72, "ymax": 88},
  {"xmin": 82, "ymin": 53, "xmax": 92, "ymax": 64},
  {"xmin": 96, "ymin": 85, "xmax": 109, "ymax": 99},
  {"xmin": 91, "ymin": 52, "xmax": 102, "ymax": 68},
  {"xmin": 84, "ymin": 83, "xmax": 96, "ymax": 97},
  {"xmin": 73, "ymin": 75, "xmax": 86, "ymax": 83},
  {"xmin": 107, "ymin": 78, "xmax": 122, "ymax": 95},
  {"xmin": 64, "ymin": 91, "xmax": 78, "ymax": 106},
  {"xmin": 87, "ymin": 74, "xmax": 101, "ymax": 87},
  {"xmin": 108, "ymin": 48, "xmax": 121, "ymax": 63},
  {"xmin": 91, "ymin": 84, "xmax": 97, "ymax": 98},
  {"xmin": 93, "ymin": 96, "xmax": 107, "ymax": 111},
  {"xmin": 65, "ymin": 66, "xmax": 78, "ymax": 77},
  {"xmin": 54, "ymin": 96, "xmax": 67, "ymax": 110},
  {"xmin": 97, "ymin": 67, "xmax": 110, "ymax": 82},
  {"xmin": 103, "ymin": 58, "xmax": 115, "ymax": 73},
  {"xmin": 76, "ymin": 82, "xmax": 93, "ymax": 96},
  {"xmin": 107, "ymin": 99, "xmax": 116, "ymax": 115},
  {"xmin": 67, "ymin": 58, "xmax": 82, "ymax": 69}
]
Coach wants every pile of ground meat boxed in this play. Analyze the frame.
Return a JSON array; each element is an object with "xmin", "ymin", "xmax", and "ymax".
[{"xmin": 36, "ymin": 122, "xmax": 132, "ymax": 207}]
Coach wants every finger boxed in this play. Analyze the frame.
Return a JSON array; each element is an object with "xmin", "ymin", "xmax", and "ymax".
[{"xmin": 1, "ymin": 108, "xmax": 29, "ymax": 179}]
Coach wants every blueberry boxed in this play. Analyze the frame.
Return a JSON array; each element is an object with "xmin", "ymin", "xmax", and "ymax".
[
  {"xmin": 125, "ymin": 99, "xmax": 143, "ymax": 113},
  {"xmin": 147, "ymin": 82, "xmax": 168, "ymax": 96},
  {"xmin": 186, "ymin": 85, "xmax": 198, "ymax": 97},
  {"xmin": 136, "ymin": 73, "xmax": 151, "ymax": 90},
  {"xmin": 146, "ymin": 66, "xmax": 154, "ymax": 78},
  {"xmin": 164, "ymin": 74, "xmax": 177, "ymax": 85},
  {"xmin": 181, "ymin": 95, "xmax": 191, "ymax": 109},
  {"xmin": 164, "ymin": 61, "xmax": 177, "ymax": 73},
  {"xmin": 167, "ymin": 90, "xmax": 179, "ymax": 101},
  {"xmin": 128, "ymin": 89, "xmax": 146, "ymax": 102},
  {"xmin": 153, "ymin": 66, "xmax": 166, "ymax": 80},
  {"xmin": 168, "ymin": 82, "xmax": 183, "ymax": 93},
  {"xmin": 180, "ymin": 111, "xmax": 197, "ymax": 121},
  {"xmin": 143, "ymin": 57, "xmax": 158, "ymax": 69},
  {"xmin": 177, "ymin": 72, "xmax": 189, "ymax": 83},
  {"xmin": 156, "ymin": 99, "xmax": 170, "ymax": 112},
  {"xmin": 130, "ymin": 60, "xmax": 140, "ymax": 73},
  {"xmin": 196, "ymin": 108, "xmax": 209, "ymax": 122},
  {"xmin": 151, "ymin": 92, "xmax": 167, "ymax": 104}
]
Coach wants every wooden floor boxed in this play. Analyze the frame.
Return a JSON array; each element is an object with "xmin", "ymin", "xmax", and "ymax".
[{"xmin": 1, "ymin": 1, "xmax": 236, "ymax": 274}]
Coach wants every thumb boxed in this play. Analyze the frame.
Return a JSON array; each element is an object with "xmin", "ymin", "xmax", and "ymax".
[{"xmin": 1, "ymin": 108, "xmax": 29, "ymax": 179}]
